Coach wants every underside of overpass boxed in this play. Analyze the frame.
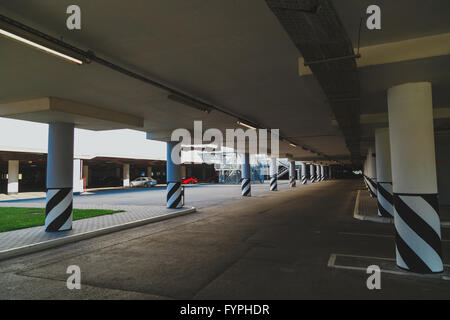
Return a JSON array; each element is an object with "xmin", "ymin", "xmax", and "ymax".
[{"xmin": 0, "ymin": 0, "xmax": 449, "ymax": 303}]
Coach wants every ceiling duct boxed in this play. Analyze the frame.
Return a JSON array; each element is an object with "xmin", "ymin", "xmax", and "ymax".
[{"xmin": 265, "ymin": 0, "xmax": 361, "ymax": 164}]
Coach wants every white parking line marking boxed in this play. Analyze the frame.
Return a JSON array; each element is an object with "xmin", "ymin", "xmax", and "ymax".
[
  {"xmin": 328, "ymin": 253, "xmax": 450, "ymax": 280},
  {"xmin": 338, "ymin": 231, "xmax": 450, "ymax": 242}
]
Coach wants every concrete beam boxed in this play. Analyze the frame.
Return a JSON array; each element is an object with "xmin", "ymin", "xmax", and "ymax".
[
  {"xmin": 0, "ymin": 97, "xmax": 144, "ymax": 130},
  {"xmin": 331, "ymin": 107, "xmax": 450, "ymax": 126},
  {"xmin": 299, "ymin": 33, "xmax": 450, "ymax": 76}
]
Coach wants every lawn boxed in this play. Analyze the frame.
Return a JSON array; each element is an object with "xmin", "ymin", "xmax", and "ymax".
[{"xmin": 0, "ymin": 207, "xmax": 124, "ymax": 233}]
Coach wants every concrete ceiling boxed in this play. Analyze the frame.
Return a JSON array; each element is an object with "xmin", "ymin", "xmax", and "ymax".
[{"xmin": 0, "ymin": 0, "xmax": 449, "ymax": 165}]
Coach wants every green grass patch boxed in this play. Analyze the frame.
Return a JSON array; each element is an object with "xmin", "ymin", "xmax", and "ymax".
[{"xmin": 0, "ymin": 207, "xmax": 124, "ymax": 233}]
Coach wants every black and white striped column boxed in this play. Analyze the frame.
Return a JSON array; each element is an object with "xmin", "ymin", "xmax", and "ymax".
[
  {"xmin": 366, "ymin": 175, "xmax": 378, "ymax": 198},
  {"xmin": 375, "ymin": 128, "xmax": 394, "ymax": 217},
  {"xmin": 166, "ymin": 141, "xmax": 183, "ymax": 208},
  {"xmin": 316, "ymin": 165, "xmax": 321, "ymax": 182},
  {"xmin": 301, "ymin": 162, "xmax": 307, "ymax": 184},
  {"xmin": 269, "ymin": 157, "xmax": 277, "ymax": 191},
  {"xmin": 320, "ymin": 165, "xmax": 325, "ymax": 181},
  {"xmin": 241, "ymin": 153, "xmax": 251, "ymax": 196},
  {"xmin": 45, "ymin": 123, "xmax": 74, "ymax": 232},
  {"xmin": 289, "ymin": 160, "xmax": 296, "ymax": 188},
  {"xmin": 309, "ymin": 164, "xmax": 316, "ymax": 183},
  {"xmin": 389, "ymin": 82, "xmax": 442, "ymax": 273}
]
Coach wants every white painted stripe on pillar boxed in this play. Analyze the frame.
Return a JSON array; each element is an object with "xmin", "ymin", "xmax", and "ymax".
[
  {"xmin": 378, "ymin": 191, "xmax": 394, "ymax": 216},
  {"xmin": 395, "ymin": 210, "xmax": 443, "ymax": 272},
  {"xmin": 399, "ymin": 195, "xmax": 441, "ymax": 237},
  {"xmin": 46, "ymin": 191, "xmax": 72, "ymax": 224},
  {"xmin": 395, "ymin": 247, "xmax": 409, "ymax": 270},
  {"xmin": 168, "ymin": 187, "xmax": 182, "ymax": 206},
  {"xmin": 59, "ymin": 212, "xmax": 73, "ymax": 231}
]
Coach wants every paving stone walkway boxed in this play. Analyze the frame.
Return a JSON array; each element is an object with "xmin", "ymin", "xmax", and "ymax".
[{"xmin": 0, "ymin": 205, "xmax": 195, "ymax": 255}]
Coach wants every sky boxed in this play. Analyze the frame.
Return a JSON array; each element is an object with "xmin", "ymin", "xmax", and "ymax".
[{"xmin": 0, "ymin": 117, "xmax": 166, "ymax": 160}]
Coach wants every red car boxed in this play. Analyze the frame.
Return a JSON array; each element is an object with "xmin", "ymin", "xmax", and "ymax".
[{"xmin": 182, "ymin": 177, "xmax": 198, "ymax": 184}]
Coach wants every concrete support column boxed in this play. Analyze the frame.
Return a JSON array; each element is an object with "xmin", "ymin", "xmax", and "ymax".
[
  {"xmin": 375, "ymin": 128, "xmax": 394, "ymax": 217},
  {"xmin": 363, "ymin": 158, "xmax": 369, "ymax": 190},
  {"xmin": 123, "ymin": 164, "xmax": 130, "ymax": 187},
  {"xmin": 316, "ymin": 165, "xmax": 321, "ymax": 182},
  {"xmin": 388, "ymin": 82, "xmax": 442, "ymax": 273},
  {"xmin": 301, "ymin": 162, "xmax": 307, "ymax": 184},
  {"xmin": 366, "ymin": 147, "xmax": 378, "ymax": 197},
  {"xmin": 147, "ymin": 166, "xmax": 153, "ymax": 178},
  {"xmin": 269, "ymin": 157, "xmax": 277, "ymax": 191},
  {"xmin": 289, "ymin": 160, "xmax": 296, "ymax": 188},
  {"xmin": 7, "ymin": 160, "xmax": 19, "ymax": 194},
  {"xmin": 73, "ymin": 159, "xmax": 84, "ymax": 194},
  {"xmin": 82, "ymin": 165, "xmax": 89, "ymax": 188},
  {"xmin": 309, "ymin": 164, "xmax": 316, "ymax": 183},
  {"xmin": 241, "ymin": 153, "xmax": 251, "ymax": 196},
  {"xmin": 45, "ymin": 123, "xmax": 74, "ymax": 232},
  {"xmin": 320, "ymin": 165, "xmax": 325, "ymax": 181},
  {"xmin": 166, "ymin": 142, "xmax": 183, "ymax": 208}
]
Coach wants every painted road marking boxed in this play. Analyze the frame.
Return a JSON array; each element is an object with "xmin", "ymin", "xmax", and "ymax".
[{"xmin": 328, "ymin": 253, "xmax": 450, "ymax": 280}]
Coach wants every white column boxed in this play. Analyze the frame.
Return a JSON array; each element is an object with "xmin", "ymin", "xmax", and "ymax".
[
  {"xmin": 83, "ymin": 165, "xmax": 89, "ymax": 187},
  {"xmin": 300, "ymin": 162, "xmax": 307, "ymax": 184},
  {"xmin": 7, "ymin": 160, "xmax": 19, "ymax": 194},
  {"xmin": 289, "ymin": 160, "xmax": 296, "ymax": 187},
  {"xmin": 147, "ymin": 166, "xmax": 153, "ymax": 178},
  {"xmin": 73, "ymin": 159, "xmax": 84, "ymax": 193},
  {"xmin": 269, "ymin": 157, "xmax": 277, "ymax": 191},
  {"xmin": 388, "ymin": 82, "xmax": 442, "ymax": 273},
  {"xmin": 241, "ymin": 153, "xmax": 251, "ymax": 196},
  {"xmin": 309, "ymin": 164, "xmax": 316, "ymax": 183},
  {"xmin": 366, "ymin": 147, "xmax": 377, "ymax": 197},
  {"xmin": 166, "ymin": 142, "xmax": 183, "ymax": 208},
  {"xmin": 123, "ymin": 163, "xmax": 130, "ymax": 187},
  {"xmin": 375, "ymin": 128, "xmax": 393, "ymax": 217},
  {"xmin": 45, "ymin": 123, "xmax": 74, "ymax": 232}
]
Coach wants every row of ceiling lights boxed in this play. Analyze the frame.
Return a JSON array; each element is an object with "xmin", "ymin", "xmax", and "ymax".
[{"xmin": 0, "ymin": 14, "xmax": 339, "ymax": 163}]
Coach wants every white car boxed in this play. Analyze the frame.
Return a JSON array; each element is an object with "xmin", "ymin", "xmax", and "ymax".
[{"xmin": 130, "ymin": 177, "xmax": 157, "ymax": 188}]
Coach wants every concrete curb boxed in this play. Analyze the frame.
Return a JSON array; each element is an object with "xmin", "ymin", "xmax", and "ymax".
[
  {"xmin": 0, "ymin": 206, "xmax": 196, "ymax": 261},
  {"xmin": 353, "ymin": 189, "xmax": 394, "ymax": 224},
  {"xmin": 353, "ymin": 190, "xmax": 450, "ymax": 228}
]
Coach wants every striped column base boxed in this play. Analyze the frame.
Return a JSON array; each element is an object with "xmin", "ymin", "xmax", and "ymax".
[
  {"xmin": 289, "ymin": 177, "xmax": 296, "ymax": 188},
  {"xmin": 270, "ymin": 176, "xmax": 277, "ymax": 191},
  {"xmin": 301, "ymin": 176, "xmax": 307, "ymax": 185},
  {"xmin": 241, "ymin": 178, "xmax": 251, "ymax": 197},
  {"xmin": 394, "ymin": 193, "xmax": 443, "ymax": 273},
  {"xmin": 377, "ymin": 182, "xmax": 394, "ymax": 217},
  {"xmin": 167, "ymin": 182, "xmax": 183, "ymax": 208},
  {"xmin": 363, "ymin": 176, "xmax": 369, "ymax": 190},
  {"xmin": 45, "ymin": 187, "xmax": 73, "ymax": 232},
  {"xmin": 310, "ymin": 177, "xmax": 316, "ymax": 183},
  {"xmin": 366, "ymin": 176, "xmax": 378, "ymax": 198}
]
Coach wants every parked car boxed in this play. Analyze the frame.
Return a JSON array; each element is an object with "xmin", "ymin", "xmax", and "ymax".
[
  {"xmin": 182, "ymin": 177, "xmax": 198, "ymax": 184},
  {"xmin": 130, "ymin": 177, "xmax": 157, "ymax": 188}
]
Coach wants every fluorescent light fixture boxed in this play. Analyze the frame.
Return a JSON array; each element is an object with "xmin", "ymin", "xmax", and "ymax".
[
  {"xmin": 0, "ymin": 28, "xmax": 83, "ymax": 65},
  {"xmin": 168, "ymin": 94, "xmax": 212, "ymax": 114},
  {"xmin": 289, "ymin": 143, "xmax": 297, "ymax": 148},
  {"xmin": 236, "ymin": 120, "xmax": 257, "ymax": 130}
]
